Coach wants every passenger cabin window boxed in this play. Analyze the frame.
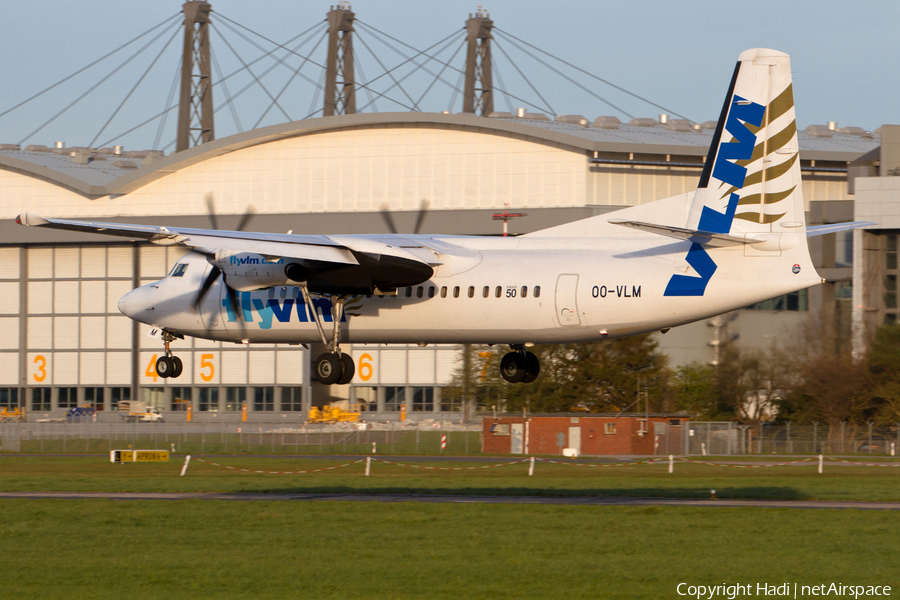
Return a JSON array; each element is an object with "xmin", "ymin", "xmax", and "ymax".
[
  {"xmin": 521, "ymin": 286, "xmax": 528, "ymax": 298},
  {"xmin": 268, "ymin": 288, "xmax": 275, "ymax": 298},
  {"xmin": 495, "ymin": 286, "xmax": 502, "ymax": 298},
  {"xmin": 280, "ymin": 287, "xmax": 287, "ymax": 299},
  {"xmin": 454, "ymin": 286, "xmax": 460, "ymax": 298},
  {"xmin": 534, "ymin": 286, "xmax": 541, "ymax": 298},
  {"xmin": 428, "ymin": 286, "xmax": 436, "ymax": 298},
  {"xmin": 416, "ymin": 286, "xmax": 424, "ymax": 298},
  {"xmin": 170, "ymin": 263, "xmax": 188, "ymax": 277},
  {"xmin": 468, "ymin": 286, "xmax": 475, "ymax": 298},
  {"xmin": 482, "ymin": 286, "xmax": 489, "ymax": 298},
  {"xmin": 441, "ymin": 286, "xmax": 448, "ymax": 298},
  {"xmin": 405, "ymin": 287, "xmax": 412, "ymax": 298}
]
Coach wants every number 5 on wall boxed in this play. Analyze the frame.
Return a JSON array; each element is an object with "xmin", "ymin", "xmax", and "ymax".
[{"xmin": 200, "ymin": 354, "xmax": 215, "ymax": 382}]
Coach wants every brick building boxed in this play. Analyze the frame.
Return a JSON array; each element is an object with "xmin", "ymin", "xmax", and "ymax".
[{"xmin": 482, "ymin": 414, "xmax": 689, "ymax": 456}]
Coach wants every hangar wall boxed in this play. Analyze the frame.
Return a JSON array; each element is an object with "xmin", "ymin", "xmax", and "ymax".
[
  {"xmin": 0, "ymin": 116, "xmax": 870, "ymax": 420},
  {"xmin": 5, "ymin": 125, "xmax": 849, "ymax": 220}
]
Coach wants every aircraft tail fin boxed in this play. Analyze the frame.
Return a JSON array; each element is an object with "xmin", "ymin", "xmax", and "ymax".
[{"xmin": 688, "ymin": 48, "xmax": 803, "ymax": 235}]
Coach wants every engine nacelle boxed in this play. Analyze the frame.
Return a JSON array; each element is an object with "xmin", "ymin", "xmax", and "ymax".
[{"xmin": 212, "ymin": 251, "xmax": 297, "ymax": 292}]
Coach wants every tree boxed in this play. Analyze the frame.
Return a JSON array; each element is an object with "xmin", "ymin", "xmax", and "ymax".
[
  {"xmin": 867, "ymin": 324, "xmax": 900, "ymax": 424},
  {"xmin": 783, "ymin": 353, "xmax": 873, "ymax": 449},
  {"xmin": 444, "ymin": 335, "xmax": 671, "ymax": 414}
]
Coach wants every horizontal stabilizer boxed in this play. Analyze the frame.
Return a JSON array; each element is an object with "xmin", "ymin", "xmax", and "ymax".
[
  {"xmin": 806, "ymin": 222, "xmax": 874, "ymax": 237},
  {"xmin": 608, "ymin": 219, "xmax": 760, "ymax": 247}
]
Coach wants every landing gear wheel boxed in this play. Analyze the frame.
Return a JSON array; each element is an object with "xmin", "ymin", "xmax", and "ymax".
[
  {"xmin": 315, "ymin": 353, "xmax": 342, "ymax": 385},
  {"xmin": 337, "ymin": 354, "xmax": 355, "ymax": 385},
  {"xmin": 171, "ymin": 356, "xmax": 184, "ymax": 378},
  {"xmin": 522, "ymin": 352, "xmax": 540, "ymax": 383},
  {"xmin": 155, "ymin": 356, "xmax": 174, "ymax": 379},
  {"xmin": 500, "ymin": 352, "xmax": 527, "ymax": 383}
]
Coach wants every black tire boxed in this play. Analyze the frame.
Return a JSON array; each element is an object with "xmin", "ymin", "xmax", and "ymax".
[
  {"xmin": 155, "ymin": 355, "xmax": 174, "ymax": 378},
  {"xmin": 522, "ymin": 351, "xmax": 540, "ymax": 383},
  {"xmin": 171, "ymin": 356, "xmax": 184, "ymax": 378},
  {"xmin": 500, "ymin": 352, "xmax": 527, "ymax": 383},
  {"xmin": 315, "ymin": 353, "xmax": 342, "ymax": 385},
  {"xmin": 337, "ymin": 353, "xmax": 355, "ymax": 385}
]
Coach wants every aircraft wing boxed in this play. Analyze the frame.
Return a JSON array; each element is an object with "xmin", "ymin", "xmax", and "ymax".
[{"xmin": 16, "ymin": 212, "xmax": 441, "ymax": 292}]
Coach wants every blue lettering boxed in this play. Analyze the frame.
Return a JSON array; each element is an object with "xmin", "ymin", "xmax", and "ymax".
[
  {"xmin": 295, "ymin": 298, "xmax": 309, "ymax": 322},
  {"xmin": 221, "ymin": 291, "xmax": 349, "ymax": 326},
  {"xmin": 312, "ymin": 298, "xmax": 333, "ymax": 322},
  {"xmin": 698, "ymin": 192, "xmax": 740, "ymax": 234},
  {"xmin": 240, "ymin": 292, "xmax": 254, "ymax": 322},
  {"xmin": 269, "ymin": 299, "xmax": 294, "ymax": 323},
  {"xmin": 664, "ymin": 243, "xmax": 718, "ymax": 296},
  {"xmin": 712, "ymin": 95, "xmax": 765, "ymax": 189},
  {"xmin": 222, "ymin": 296, "xmax": 237, "ymax": 322},
  {"xmin": 252, "ymin": 298, "xmax": 273, "ymax": 329},
  {"xmin": 228, "ymin": 255, "xmax": 285, "ymax": 266}
]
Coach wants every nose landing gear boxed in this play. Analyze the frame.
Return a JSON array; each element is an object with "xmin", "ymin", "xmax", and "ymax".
[
  {"xmin": 155, "ymin": 331, "xmax": 184, "ymax": 379},
  {"xmin": 500, "ymin": 346, "xmax": 540, "ymax": 384}
]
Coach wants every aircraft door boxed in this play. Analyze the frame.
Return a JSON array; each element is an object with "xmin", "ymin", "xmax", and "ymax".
[{"xmin": 555, "ymin": 274, "xmax": 581, "ymax": 326}]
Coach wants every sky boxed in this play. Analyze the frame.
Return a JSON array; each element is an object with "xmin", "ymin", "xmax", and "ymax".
[{"xmin": 0, "ymin": 0, "xmax": 896, "ymax": 151}]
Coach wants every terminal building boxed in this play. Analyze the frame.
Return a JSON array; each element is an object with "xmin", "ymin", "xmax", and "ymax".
[{"xmin": 0, "ymin": 2, "xmax": 887, "ymax": 421}]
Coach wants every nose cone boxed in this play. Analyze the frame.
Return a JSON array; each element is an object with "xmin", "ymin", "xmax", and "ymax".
[{"xmin": 118, "ymin": 288, "xmax": 143, "ymax": 320}]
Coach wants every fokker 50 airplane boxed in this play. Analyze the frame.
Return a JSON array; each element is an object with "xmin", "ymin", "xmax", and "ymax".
[{"xmin": 16, "ymin": 48, "xmax": 868, "ymax": 386}]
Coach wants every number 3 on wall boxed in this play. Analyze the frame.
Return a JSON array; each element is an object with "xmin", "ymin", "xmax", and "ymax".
[{"xmin": 33, "ymin": 354, "xmax": 47, "ymax": 383}]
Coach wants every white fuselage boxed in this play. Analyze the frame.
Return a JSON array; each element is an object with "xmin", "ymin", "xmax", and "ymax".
[{"xmin": 119, "ymin": 232, "xmax": 820, "ymax": 346}]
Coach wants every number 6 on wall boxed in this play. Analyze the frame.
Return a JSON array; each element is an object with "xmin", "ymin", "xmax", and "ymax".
[{"xmin": 358, "ymin": 353, "xmax": 373, "ymax": 382}]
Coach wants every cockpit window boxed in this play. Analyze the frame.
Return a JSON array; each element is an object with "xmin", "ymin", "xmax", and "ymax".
[{"xmin": 170, "ymin": 263, "xmax": 188, "ymax": 278}]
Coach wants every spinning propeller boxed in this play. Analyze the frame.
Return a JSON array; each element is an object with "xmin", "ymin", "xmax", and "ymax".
[
  {"xmin": 193, "ymin": 193, "xmax": 256, "ymax": 330},
  {"xmin": 380, "ymin": 198, "xmax": 430, "ymax": 235}
]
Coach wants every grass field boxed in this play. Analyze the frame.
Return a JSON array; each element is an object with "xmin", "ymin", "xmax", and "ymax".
[
  {"xmin": 2, "ymin": 455, "xmax": 899, "ymax": 598},
  {"xmin": 3, "ymin": 455, "xmax": 900, "ymax": 501},
  {"xmin": 0, "ymin": 499, "xmax": 897, "ymax": 599}
]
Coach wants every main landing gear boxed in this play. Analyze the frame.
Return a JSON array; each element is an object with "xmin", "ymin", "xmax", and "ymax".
[
  {"xmin": 301, "ymin": 284, "xmax": 355, "ymax": 385},
  {"xmin": 155, "ymin": 331, "xmax": 184, "ymax": 379},
  {"xmin": 500, "ymin": 346, "xmax": 539, "ymax": 384}
]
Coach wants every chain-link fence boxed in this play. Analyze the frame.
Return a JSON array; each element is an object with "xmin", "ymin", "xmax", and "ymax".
[
  {"xmin": 3, "ymin": 421, "xmax": 898, "ymax": 456},
  {"xmin": 686, "ymin": 422, "xmax": 900, "ymax": 456},
  {"xmin": 0, "ymin": 422, "xmax": 483, "ymax": 455}
]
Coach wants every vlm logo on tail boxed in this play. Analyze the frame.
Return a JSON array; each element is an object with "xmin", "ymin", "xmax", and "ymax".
[{"xmin": 664, "ymin": 89, "xmax": 765, "ymax": 297}]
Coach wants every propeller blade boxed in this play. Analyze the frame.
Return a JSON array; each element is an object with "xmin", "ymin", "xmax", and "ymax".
[
  {"xmin": 379, "ymin": 203, "xmax": 398, "ymax": 234},
  {"xmin": 413, "ymin": 198, "xmax": 430, "ymax": 235},
  {"xmin": 205, "ymin": 193, "xmax": 219, "ymax": 231},
  {"xmin": 194, "ymin": 265, "xmax": 221, "ymax": 309},
  {"xmin": 234, "ymin": 205, "xmax": 256, "ymax": 232},
  {"xmin": 225, "ymin": 282, "xmax": 245, "ymax": 334}
]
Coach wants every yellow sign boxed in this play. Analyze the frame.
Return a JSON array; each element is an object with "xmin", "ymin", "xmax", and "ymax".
[{"xmin": 110, "ymin": 450, "xmax": 170, "ymax": 463}]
